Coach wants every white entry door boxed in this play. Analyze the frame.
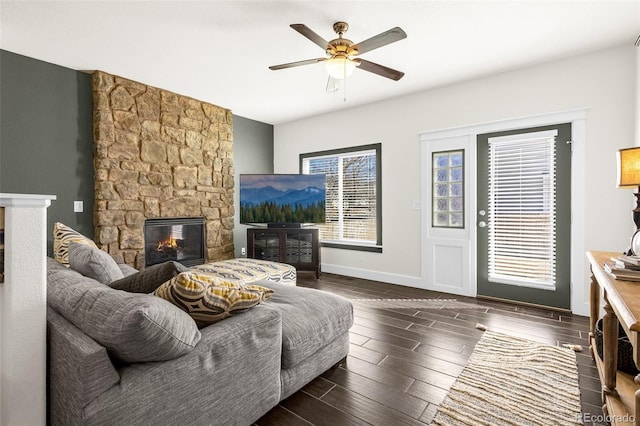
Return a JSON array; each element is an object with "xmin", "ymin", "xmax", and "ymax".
[{"xmin": 420, "ymin": 134, "xmax": 476, "ymax": 296}]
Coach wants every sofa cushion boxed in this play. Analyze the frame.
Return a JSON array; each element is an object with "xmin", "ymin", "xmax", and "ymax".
[
  {"xmin": 257, "ymin": 281, "xmax": 353, "ymax": 369},
  {"xmin": 109, "ymin": 261, "xmax": 187, "ymax": 293},
  {"xmin": 69, "ymin": 242, "xmax": 124, "ymax": 284},
  {"xmin": 53, "ymin": 222, "xmax": 98, "ymax": 267},
  {"xmin": 47, "ymin": 258, "xmax": 201, "ymax": 363},
  {"xmin": 154, "ymin": 271, "xmax": 274, "ymax": 326}
]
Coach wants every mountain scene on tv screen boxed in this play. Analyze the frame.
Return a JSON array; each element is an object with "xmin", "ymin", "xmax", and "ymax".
[{"xmin": 240, "ymin": 175, "xmax": 326, "ymax": 224}]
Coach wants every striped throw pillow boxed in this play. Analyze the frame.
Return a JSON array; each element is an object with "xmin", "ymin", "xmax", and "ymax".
[
  {"xmin": 153, "ymin": 272, "xmax": 274, "ymax": 326},
  {"xmin": 53, "ymin": 222, "xmax": 98, "ymax": 267}
]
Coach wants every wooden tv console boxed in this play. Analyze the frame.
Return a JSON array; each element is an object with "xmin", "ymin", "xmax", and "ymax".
[
  {"xmin": 247, "ymin": 227, "xmax": 320, "ymax": 278},
  {"xmin": 587, "ymin": 251, "xmax": 640, "ymax": 425}
]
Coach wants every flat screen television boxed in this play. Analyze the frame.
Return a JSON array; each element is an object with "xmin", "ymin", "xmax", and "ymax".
[{"xmin": 240, "ymin": 174, "xmax": 326, "ymax": 227}]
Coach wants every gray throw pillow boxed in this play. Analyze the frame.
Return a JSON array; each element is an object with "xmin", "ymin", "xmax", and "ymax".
[
  {"xmin": 69, "ymin": 242, "xmax": 125, "ymax": 284},
  {"xmin": 109, "ymin": 261, "xmax": 188, "ymax": 293},
  {"xmin": 47, "ymin": 262, "xmax": 201, "ymax": 363},
  {"xmin": 118, "ymin": 263, "xmax": 139, "ymax": 277}
]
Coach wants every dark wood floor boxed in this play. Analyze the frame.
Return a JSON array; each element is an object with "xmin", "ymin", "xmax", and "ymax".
[{"xmin": 255, "ymin": 272, "xmax": 605, "ymax": 426}]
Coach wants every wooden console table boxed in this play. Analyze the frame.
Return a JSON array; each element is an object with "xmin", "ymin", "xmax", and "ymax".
[{"xmin": 588, "ymin": 251, "xmax": 640, "ymax": 425}]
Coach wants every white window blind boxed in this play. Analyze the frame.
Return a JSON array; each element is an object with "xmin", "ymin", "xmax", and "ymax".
[
  {"xmin": 302, "ymin": 148, "xmax": 378, "ymax": 245},
  {"xmin": 488, "ymin": 130, "xmax": 557, "ymax": 289}
]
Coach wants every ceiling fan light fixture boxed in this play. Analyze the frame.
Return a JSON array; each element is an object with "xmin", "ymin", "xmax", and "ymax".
[{"xmin": 325, "ymin": 57, "xmax": 357, "ymax": 79}]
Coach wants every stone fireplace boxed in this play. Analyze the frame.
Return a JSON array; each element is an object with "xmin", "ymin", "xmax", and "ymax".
[{"xmin": 92, "ymin": 71, "xmax": 235, "ymax": 269}]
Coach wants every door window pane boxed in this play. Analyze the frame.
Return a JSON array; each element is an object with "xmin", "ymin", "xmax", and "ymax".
[{"xmin": 432, "ymin": 150, "xmax": 465, "ymax": 228}]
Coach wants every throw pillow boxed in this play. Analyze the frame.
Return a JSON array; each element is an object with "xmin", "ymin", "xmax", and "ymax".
[
  {"xmin": 68, "ymin": 242, "xmax": 125, "ymax": 285},
  {"xmin": 47, "ymin": 261, "xmax": 201, "ymax": 363},
  {"xmin": 117, "ymin": 263, "xmax": 139, "ymax": 278},
  {"xmin": 53, "ymin": 222, "xmax": 98, "ymax": 267},
  {"xmin": 154, "ymin": 271, "xmax": 275, "ymax": 326},
  {"xmin": 109, "ymin": 261, "xmax": 188, "ymax": 293}
]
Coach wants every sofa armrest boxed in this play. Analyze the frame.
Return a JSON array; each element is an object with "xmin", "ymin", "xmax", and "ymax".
[{"xmin": 47, "ymin": 307, "xmax": 120, "ymax": 425}]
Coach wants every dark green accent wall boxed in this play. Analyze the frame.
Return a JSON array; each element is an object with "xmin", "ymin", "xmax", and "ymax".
[
  {"xmin": 0, "ymin": 49, "xmax": 274, "ymax": 256},
  {"xmin": 232, "ymin": 115, "xmax": 274, "ymax": 257},
  {"xmin": 0, "ymin": 50, "xmax": 94, "ymax": 253}
]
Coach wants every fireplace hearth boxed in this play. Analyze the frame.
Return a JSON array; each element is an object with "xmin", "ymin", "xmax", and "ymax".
[{"xmin": 144, "ymin": 217, "xmax": 205, "ymax": 268}]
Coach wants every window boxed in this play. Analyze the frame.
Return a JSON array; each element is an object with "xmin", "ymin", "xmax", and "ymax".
[
  {"xmin": 432, "ymin": 150, "xmax": 464, "ymax": 228},
  {"xmin": 487, "ymin": 130, "xmax": 557, "ymax": 289},
  {"xmin": 300, "ymin": 144, "xmax": 381, "ymax": 252}
]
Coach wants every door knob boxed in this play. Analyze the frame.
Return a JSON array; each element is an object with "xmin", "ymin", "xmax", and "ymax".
[
  {"xmin": 478, "ymin": 210, "xmax": 486, "ymax": 216},
  {"xmin": 478, "ymin": 221, "xmax": 487, "ymax": 228}
]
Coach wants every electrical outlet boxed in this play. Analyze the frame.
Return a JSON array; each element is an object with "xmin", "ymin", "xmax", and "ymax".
[
  {"xmin": 73, "ymin": 201, "xmax": 83, "ymax": 213},
  {"xmin": 241, "ymin": 247, "xmax": 246, "ymax": 256}
]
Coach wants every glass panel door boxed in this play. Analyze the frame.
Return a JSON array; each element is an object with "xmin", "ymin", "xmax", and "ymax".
[
  {"xmin": 286, "ymin": 231, "xmax": 312, "ymax": 263},
  {"xmin": 477, "ymin": 123, "xmax": 572, "ymax": 309},
  {"xmin": 253, "ymin": 232, "xmax": 280, "ymax": 262}
]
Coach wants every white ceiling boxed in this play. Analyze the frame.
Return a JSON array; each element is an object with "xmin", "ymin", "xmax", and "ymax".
[{"xmin": 1, "ymin": 1, "xmax": 639, "ymax": 125}]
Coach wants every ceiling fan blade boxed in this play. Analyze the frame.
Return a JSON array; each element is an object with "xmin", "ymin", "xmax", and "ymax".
[
  {"xmin": 326, "ymin": 77, "xmax": 340, "ymax": 93},
  {"xmin": 354, "ymin": 59, "xmax": 405, "ymax": 81},
  {"xmin": 290, "ymin": 24, "xmax": 329, "ymax": 50},
  {"xmin": 269, "ymin": 58, "xmax": 326, "ymax": 71},
  {"xmin": 351, "ymin": 27, "xmax": 407, "ymax": 55}
]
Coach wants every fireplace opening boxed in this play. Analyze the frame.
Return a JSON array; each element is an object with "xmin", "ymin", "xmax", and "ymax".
[{"xmin": 144, "ymin": 217, "xmax": 205, "ymax": 268}]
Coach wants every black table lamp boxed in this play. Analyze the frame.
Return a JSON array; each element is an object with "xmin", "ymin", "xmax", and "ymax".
[{"xmin": 617, "ymin": 147, "xmax": 640, "ymax": 229}]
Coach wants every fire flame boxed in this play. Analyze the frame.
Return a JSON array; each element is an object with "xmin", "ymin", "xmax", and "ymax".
[{"xmin": 157, "ymin": 236, "xmax": 178, "ymax": 251}]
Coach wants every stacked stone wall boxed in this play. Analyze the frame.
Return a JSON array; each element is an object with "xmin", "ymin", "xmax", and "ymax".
[{"xmin": 92, "ymin": 71, "xmax": 234, "ymax": 269}]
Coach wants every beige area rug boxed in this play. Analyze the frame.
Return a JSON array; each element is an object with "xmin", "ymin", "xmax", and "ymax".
[
  {"xmin": 430, "ymin": 330, "xmax": 583, "ymax": 426},
  {"xmin": 351, "ymin": 298, "xmax": 487, "ymax": 310}
]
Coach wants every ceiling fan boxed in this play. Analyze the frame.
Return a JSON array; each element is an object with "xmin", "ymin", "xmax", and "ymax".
[{"xmin": 269, "ymin": 22, "xmax": 407, "ymax": 91}]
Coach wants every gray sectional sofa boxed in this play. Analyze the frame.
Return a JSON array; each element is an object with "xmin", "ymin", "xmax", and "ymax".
[{"xmin": 47, "ymin": 258, "xmax": 353, "ymax": 425}]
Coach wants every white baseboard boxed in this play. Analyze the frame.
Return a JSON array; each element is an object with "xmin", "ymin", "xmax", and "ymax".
[
  {"xmin": 571, "ymin": 301, "xmax": 590, "ymax": 318},
  {"xmin": 321, "ymin": 263, "xmax": 591, "ymax": 317},
  {"xmin": 320, "ymin": 263, "xmax": 423, "ymax": 288}
]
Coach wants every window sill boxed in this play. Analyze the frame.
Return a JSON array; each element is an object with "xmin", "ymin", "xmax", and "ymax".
[{"xmin": 320, "ymin": 241, "xmax": 382, "ymax": 253}]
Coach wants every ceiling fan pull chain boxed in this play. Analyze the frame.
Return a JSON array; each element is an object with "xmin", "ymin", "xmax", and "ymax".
[{"xmin": 343, "ymin": 63, "xmax": 347, "ymax": 102}]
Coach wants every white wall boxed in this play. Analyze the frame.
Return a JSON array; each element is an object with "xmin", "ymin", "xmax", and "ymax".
[{"xmin": 274, "ymin": 45, "xmax": 637, "ymax": 307}]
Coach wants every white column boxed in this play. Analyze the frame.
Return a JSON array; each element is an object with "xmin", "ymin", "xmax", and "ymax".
[{"xmin": 0, "ymin": 193, "xmax": 55, "ymax": 426}]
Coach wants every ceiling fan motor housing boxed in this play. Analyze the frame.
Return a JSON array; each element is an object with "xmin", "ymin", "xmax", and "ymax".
[
  {"xmin": 327, "ymin": 39, "xmax": 356, "ymax": 57},
  {"xmin": 327, "ymin": 22, "xmax": 357, "ymax": 57}
]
